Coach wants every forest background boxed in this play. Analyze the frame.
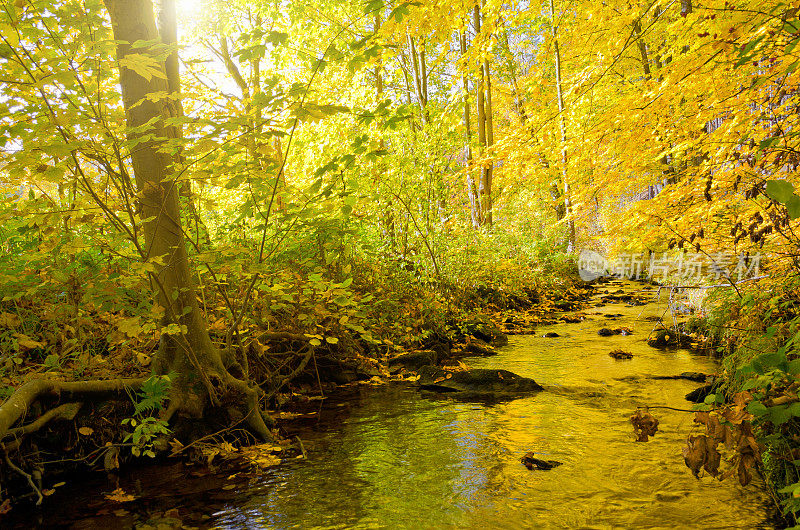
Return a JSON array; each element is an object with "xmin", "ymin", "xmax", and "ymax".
[{"xmin": 3, "ymin": 0, "xmax": 800, "ymax": 523}]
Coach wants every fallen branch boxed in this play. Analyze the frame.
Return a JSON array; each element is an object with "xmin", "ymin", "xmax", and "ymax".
[
  {"xmin": 258, "ymin": 331, "xmax": 310, "ymax": 343},
  {"xmin": 264, "ymin": 347, "xmax": 315, "ymax": 400}
]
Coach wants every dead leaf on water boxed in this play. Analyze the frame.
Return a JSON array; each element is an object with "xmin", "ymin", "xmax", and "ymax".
[
  {"xmin": 630, "ymin": 410, "xmax": 659, "ymax": 441},
  {"xmin": 105, "ymin": 488, "xmax": 135, "ymax": 503}
]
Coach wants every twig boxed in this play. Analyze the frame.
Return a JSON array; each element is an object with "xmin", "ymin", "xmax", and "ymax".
[
  {"xmin": 637, "ymin": 405, "xmax": 698, "ymax": 413},
  {"xmin": 293, "ymin": 435, "xmax": 307, "ymax": 460}
]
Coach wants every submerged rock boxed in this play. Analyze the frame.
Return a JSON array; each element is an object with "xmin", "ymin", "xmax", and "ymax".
[
  {"xmin": 685, "ymin": 383, "xmax": 721, "ymax": 403},
  {"xmin": 521, "ymin": 453, "xmax": 562, "ymax": 471},
  {"xmin": 418, "ymin": 366, "xmax": 544, "ymax": 397},
  {"xmin": 652, "ymin": 372, "xmax": 710, "ymax": 383},
  {"xmin": 647, "ymin": 329, "xmax": 695, "ymax": 349},
  {"xmin": 609, "ymin": 349, "xmax": 633, "ymax": 360},
  {"xmin": 543, "ymin": 332, "xmax": 560, "ymax": 338}
]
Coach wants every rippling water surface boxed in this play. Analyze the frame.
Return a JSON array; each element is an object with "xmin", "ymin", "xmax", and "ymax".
[{"xmin": 212, "ymin": 281, "xmax": 774, "ymax": 529}]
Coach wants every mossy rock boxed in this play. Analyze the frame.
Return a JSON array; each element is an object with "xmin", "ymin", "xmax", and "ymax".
[
  {"xmin": 388, "ymin": 350, "xmax": 438, "ymax": 370},
  {"xmin": 418, "ymin": 366, "xmax": 543, "ymax": 399},
  {"xmin": 648, "ymin": 329, "xmax": 695, "ymax": 349}
]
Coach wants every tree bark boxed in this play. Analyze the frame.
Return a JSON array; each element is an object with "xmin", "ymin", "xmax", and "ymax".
[
  {"xmin": 103, "ymin": 0, "xmax": 271, "ymax": 441},
  {"xmin": 158, "ymin": 0, "xmax": 210, "ymax": 247},
  {"xmin": 483, "ymin": 46, "xmax": 494, "ymax": 227},
  {"xmin": 550, "ymin": 0, "xmax": 576, "ymax": 252},
  {"xmin": 407, "ymin": 33, "xmax": 428, "ymax": 125},
  {"xmin": 460, "ymin": 31, "xmax": 480, "ymax": 228},
  {"xmin": 632, "ymin": 18, "xmax": 651, "ymax": 80},
  {"xmin": 472, "ymin": 6, "xmax": 488, "ymax": 226},
  {"xmin": 375, "ymin": 14, "xmax": 396, "ymax": 250}
]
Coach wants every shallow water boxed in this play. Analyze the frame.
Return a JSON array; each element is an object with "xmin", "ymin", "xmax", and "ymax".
[{"xmin": 14, "ymin": 281, "xmax": 777, "ymax": 529}]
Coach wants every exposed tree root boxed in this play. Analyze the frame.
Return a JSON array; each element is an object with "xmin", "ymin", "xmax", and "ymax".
[
  {"xmin": 4, "ymin": 402, "xmax": 83, "ymax": 445},
  {"xmin": 4, "ymin": 452, "xmax": 42, "ymax": 506},
  {"xmin": 0, "ymin": 378, "xmax": 144, "ymax": 442}
]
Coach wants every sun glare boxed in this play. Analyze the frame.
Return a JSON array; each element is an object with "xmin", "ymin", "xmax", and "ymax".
[{"xmin": 175, "ymin": 0, "xmax": 203, "ymax": 27}]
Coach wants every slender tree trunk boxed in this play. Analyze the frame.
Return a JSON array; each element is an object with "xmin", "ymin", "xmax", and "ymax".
[
  {"xmin": 472, "ymin": 6, "xmax": 488, "ymax": 227},
  {"xmin": 483, "ymin": 47, "xmax": 494, "ymax": 227},
  {"xmin": 550, "ymin": 0, "xmax": 576, "ymax": 252},
  {"xmin": 460, "ymin": 31, "xmax": 480, "ymax": 228},
  {"xmin": 104, "ymin": 0, "xmax": 271, "ymax": 441},
  {"xmin": 375, "ymin": 13, "xmax": 396, "ymax": 250},
  {"xmin": 158, "ymin": 0, "xmax": 210, "ymax": 247},
  {"xmin": 632, "ymin": 18, "xmax": 651, "ymax": 79},
  {"xmin": 407, "ymin": 33, "xmax": 428, "ymax": 125}
]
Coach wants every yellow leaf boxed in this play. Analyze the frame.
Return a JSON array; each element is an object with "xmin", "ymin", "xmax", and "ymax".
[
  {"xmin": 117, "ymin": 316, "xmax": 142, "ymax": 338},
  {"xmin": 119, "ymin": 53, "xmax": 167, "ymax": 82},
  {"xmin": 0, "ymin": 312, "xmax": 21, "ymax": 328},
  {"xmin": 15, "ymin": 334, "xmax": 45, "ymax": 351},
  {"xmin": 104, "ymin": 488, "xmax": 135, "ymax": 503},
  {"xmin": 136, "ymin": 352, "xmax": 151, "ymax": 366}
]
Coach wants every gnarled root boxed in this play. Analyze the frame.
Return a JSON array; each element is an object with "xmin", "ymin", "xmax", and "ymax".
[{"xmin": 0, "ymin": 378, "xmax": 144, "ymax": 443}]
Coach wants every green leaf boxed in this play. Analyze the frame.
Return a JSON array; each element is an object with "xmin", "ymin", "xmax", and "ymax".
[
  {"xmin": 765, "ymin": 180, "xmax": 795, "ymax": 204},
  {"xmin": 736, "ymin": 35, "xmax": 765, "ymax": 67},
  {"xmin": 225, "ymin": 174, "xmax": 246, "ymax": 189},
  {"xmin": 786, "ymin": 359, "xmax": 800, "ymax": 375},
  {"xmin": 769, "ymin": 404, "xmax": 794, "ymax": 425},
  {"xmin": 748, "ymin": 401, "xmax": 768, "ymax": 416},
  {"xmin": 787, "ymin": 194, "xmax": 800, "ymax": 219},
  {"xmin": 266, "ymin": 31, "xmax": 288, "ymax": 46}
]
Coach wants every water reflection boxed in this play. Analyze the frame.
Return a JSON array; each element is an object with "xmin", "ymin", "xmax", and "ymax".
[{"xmin": 213, "ymin": 284, "xmax": 775, "ymax": 529}]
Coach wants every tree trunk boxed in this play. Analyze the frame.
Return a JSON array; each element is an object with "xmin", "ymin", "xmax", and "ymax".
[
  {"xmin": 460, "ymin": 31, "xmax": 480, "ymax": 228},
  {"xmin": 375, "ymin": 13, "xmax": 396, "ymax": 250},
  {"xmin": 483, "ymin": 46, "xmax": 494, "ymax": 227},
  {"xmin": 104, "ymin": 0, "xmax": 271, "ymax": 441},
  {"xmin": 157, "ymin": 0, "xmax": 210, "ymax": 248},
  {"xmin": 472, "ymin": 6, "xmax": 488, "ymax": 227},
  {"xmin": 632, "ymin": 17, "xmax": 651, "ymax": 79},
  {"xmin": 550, "ymin": 0, "xmax": 576, "ymax": 252},
  {"xmin": 407, "ymin": 33, "xmax": 428, "ymax": 125}
]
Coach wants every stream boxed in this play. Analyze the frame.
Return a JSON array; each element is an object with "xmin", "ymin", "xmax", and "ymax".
[{"xmin": 13, "ymin": 280, "xmax": 777, "ymax": 529}]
